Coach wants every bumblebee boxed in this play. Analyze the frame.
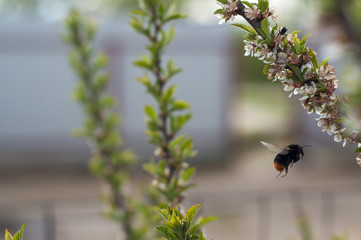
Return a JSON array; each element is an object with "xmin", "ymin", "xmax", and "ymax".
[
  {"xmin": 280, "ymin": 27, "xmax": 288, "ymax": 35},
  {"xmin": 260, "ymin": 141, "xmax": 310, "ymax": 177}
]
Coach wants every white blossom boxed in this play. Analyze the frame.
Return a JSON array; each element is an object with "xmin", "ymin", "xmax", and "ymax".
[
  {"xmin": 300, "ymin": 64, "xmax": 312, "ymax": 72},
  {"xmin": 299, "ymin": 95, "xmax": 309, "ymax": 101},
  {"xmin": 315, "ymin": 107, "xmax": 323, "ymax": 115},
  {"xmin": 330, "ymin": 124, "xmax": 339, "ymax": 134},
  {"xmin": 244, "ymin": 40, "xmax": 257, "ymax": 57},
  {"xmin": 283, "ymin": 78, "xmax": 294, "ymax": 92},
  {"xmin": 356, "ymin": 154, "xmax": 361, "ymax": 166},
  {"xmin": 244, "ymin": 5, "xmax": 260, "ymax": 20},
  {"xmin": 164, "ymin": 167, "xmax": 170, "ymax": 177},
  {"xmin": 316, "ymin": 64, "xmax": 336, "ymax": 81}
]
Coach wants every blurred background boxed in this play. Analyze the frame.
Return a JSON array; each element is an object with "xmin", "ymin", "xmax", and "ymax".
[{"xmin": 0, "ymin": 0, "xmax": 361, "ymax": 239}]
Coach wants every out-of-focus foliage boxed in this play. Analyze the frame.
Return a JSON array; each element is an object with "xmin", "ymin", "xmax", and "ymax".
[
  {"xmin": 0, "ymin": 0, "xmax": 185, "ymax": 19},
  {"xmin": 305, "ymin": 0, "xmax": 361, "ymax": 134},
  {"xmin": 63, "ymin": 9, "xmax": 154, "ymax": 240},
  {"xmin": 0, "ymin": 0, "xmax": 40, "ymax": 14},
  {"xmin": 314, "ymin": 0, "xmax": 361, "ymax": 50},
  {"xmin": 4, "ymin": 225, "xmax": 25, "ymax": 240},
  {"xmin": 296, "ymin": 213, "xmax": 348, "ymax": 240},
  {"xmin": 131, "ymin": 0, "xmax": 196, "ymax": 207},
  {"xmin": 296, "ymin": 214, "xmax": 313, "ymax": 240},
  {"xmin": 155, "ymin": 203, "xmax": 212, "ymax": 240},
  {"xmin": 131, "ymin": 1, "xmax": 216, "ymax": 238}
]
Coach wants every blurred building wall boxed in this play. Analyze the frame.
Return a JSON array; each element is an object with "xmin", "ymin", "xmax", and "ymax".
[{"xmin": 0, "ymin": 22, "xmax": 233, "ymax": 167}]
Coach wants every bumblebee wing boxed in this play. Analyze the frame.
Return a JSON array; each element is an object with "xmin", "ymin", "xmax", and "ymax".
[{"xmin": 260, "ymin": 141, "xmax": 284, "ymax": 153}]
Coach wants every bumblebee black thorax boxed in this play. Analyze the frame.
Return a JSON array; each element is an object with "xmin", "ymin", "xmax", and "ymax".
[{"xmin": 274, "ymin": 144, "xmax": 303, "ymax": 166}]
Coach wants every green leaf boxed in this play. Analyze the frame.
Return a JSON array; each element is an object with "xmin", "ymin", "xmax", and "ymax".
[
  {"xmin": 241, "ymin": 1, "xmax": 254, "ymax": 8},
  {"xmin": 170, "ymin": 134, "xmax": 188, "ymax": 150},
  {"xmin": 136, "ymin": 73, "xmax": 149, "ymax": 83},
  {"xmin": 158, "ymin": 3, "xmax": 166, "ymax": 21},
  {"xmin": 213, "ymin": 9, "xmax": 223, "ymax": 15},
  {"xmin": 180, "ymin": 138, "xmax": 196, "ymax": 159},
  {"xmin": 217, "ymin": 0, "xmax": 229, "ymax": 4},
  {"xmin": 170, "ymin": 100, "xmax": 191, "ymax": 112},
  {"xmin": 84, "ymin": 118, "xmax": 96, "ymax": 133},
  {"xmin": 129, "ymin": 9, "xmax": 147, "ymax": 17},
  {"xmin": 86, "ymin": 21, "xmax": 98, "ymax": 41},
  {"xmin": 244, "ymin": 33, "xmax": 257, "ymax": 41},
  {"xmin": 137, "ymin": 76, "xmax": 159, "ymax": 100},
  {"xmin": 143, "ymin": 161, "xmax": 156, "ymax": 175},
  {"xmin": 167, "ymin": 60, "xmax": 182, "ymax": 79},
  {"xmin": 101, "ymin": 131, "xmax": 121, "ymax": 148},
  {"xmin": 197, "ymin": 216, "xmax": 218, "ymax": 226},
  {"xmin": 286, "ymin": 63, "xmax": 303, "ymax": 82},
  {"xmin": 144, "ymin": 105, "xmax": 158, "ymax": 120},
  {"xmin": 292, "ymin": 34, "xmax": 301, "ymax": 54},
  {"xmin": 134, "ymin": 54, "xmax": 153, "ymax": 70},
  {"xmin": 99, "ymin": 94, "xmax": 116, "ymax": 109},
  {"xmin": 199, "ymin": 231, "xmax": 206, "ymax": 240},
  {"xmin": 146, "ymin": 119, "xmax": 159, "ymax": 132},
  {"xmin": 12, "ymin": 225, "xmax": 25, "ymax": 240},
  {"xmin": 300, "ymin": 33, "xmax": 311, "ymax": 50},
  {"xmin": 185, "ymin": 203, "xmax": 203, "ymax": 228},
  {"xmin": 260, "ymin": 18, "xmax": 271, "ymax": 40},
  {"xmin": 188, "ymin": 223, "xmax": 200, "ymax": 235},
  {"xmin": 148, "ymin": 133, "xmax": 163, "ymax": 145},
  {"xmin": 94, "ymin": 73, "xmax": 110, "ymax": 90},
  {"xmin": 104, "ymin": 112, "xmax": 120, "ymax": 129},
  {"xmin": 155, "ymin": 225, "xmax": 174, "ymax": 239},
  {"xmin": 263, "ymin": 64, "xmax": 271, "ymax": 75},
  {"xmin": 180, "ymin": 138, "xmax": 193, "ymax": 151},
  {"xmin": 89, "ymin": 155, "xmax": 106, "ymax": 175},
  {"xmin": 93, "ymin": 53, "xmax": 108, "ymax": 69},
  {"xmin": 162, "ymin": 211, "xmax": 183, "ymax": 240},
  {"xmin": 72, "ymin": 84, "xmax": 86, "ymax": 102},
  {"xmin": 170, "ymin": 113, "xmax": 192, "ymax": 134},
  {"xmin": 112, "ymin": 150, "xmax": 136, "ymax": 165},
  {"xmin": 170, "ymin": 210, "xmax": 182, "ymax": 225},
  {"xmin": 309, "ymin": 49, "xmax": 319, "ymax": 69},
  {"xmin": 154, "ymin": 207, "xmax": 170, "ymax": 221},
  {"xmin": 129, "ymin": 16, "xmax": 149, "ymax": 36},
  {"xmin": 5, "ymin": 229, "xmax": 12, "ymax": 240},
  {"xmin": 231, "ymin": 23, "xmax": 258, "ymax": 36},
  {"xmin": 290, "ymin": 30, "xmax": 301, "ymax": 35},
  {"xmin": 258, "ymin": 0, "xmax": 269, "ymax": 13},
  {"xmin": 164, "ymin": 25, "xmax": 176, "ymax": 46},
  {"xmin": 181, "ymin": 167, "xmax": 195, "ymax": 182},
  {"xmin": 164, "ymin": 13, "xmax": 187, "ymax": 23},
  {"xmin": 320, "ymin": 56, "xmax": 332, "ymax": 67},
  {"xmin": 162, "ymin": 222, "xmax": 183, "ymax": 240},
  {"xmin": 354, "ymin": 147, "xmax": 361, "ymax": 153},
  {"xmin": 156, "ymin": 160, "xmax": 167, "ymax": 177},
  {"xmin": 163, "ymin": 85, "xmax": 177, "ymax": 104}
]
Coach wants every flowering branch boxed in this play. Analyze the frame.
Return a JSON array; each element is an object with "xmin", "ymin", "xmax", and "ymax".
[
  {"xmin": 215, "ymin": 0, "xmax": 361, "ymax": 166},
  {"xmin": 130, "ymin": 0, "xmax": 197, "ymax": 206}
]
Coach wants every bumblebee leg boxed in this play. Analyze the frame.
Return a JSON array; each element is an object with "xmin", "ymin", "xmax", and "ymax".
[
  {"xmin": 290, "ymin": 161, "xmax": 294, "ymax": 167},
  {"xmin": 281, "ymin": 167, "xmax": 289, "ymax": 177},
  {"xmin": 276, "ymin": 171, "xmax": 282, "ymax": 177}
]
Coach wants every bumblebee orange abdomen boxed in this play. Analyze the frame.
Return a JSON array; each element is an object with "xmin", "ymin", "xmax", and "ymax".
[{"xmin": 274, "ymin": 162, "xmax": 285, "ymax": 172}]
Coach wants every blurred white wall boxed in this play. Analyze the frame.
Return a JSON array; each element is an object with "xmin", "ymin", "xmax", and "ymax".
[{"xmin": 0, "ymin": 21, "xmax": 233, "ymax": 166}]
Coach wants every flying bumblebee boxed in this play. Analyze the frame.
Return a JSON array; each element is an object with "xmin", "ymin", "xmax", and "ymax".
[{"xmin": 260, "ymin": 141, "xmax": 310, "ymax": 177}]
